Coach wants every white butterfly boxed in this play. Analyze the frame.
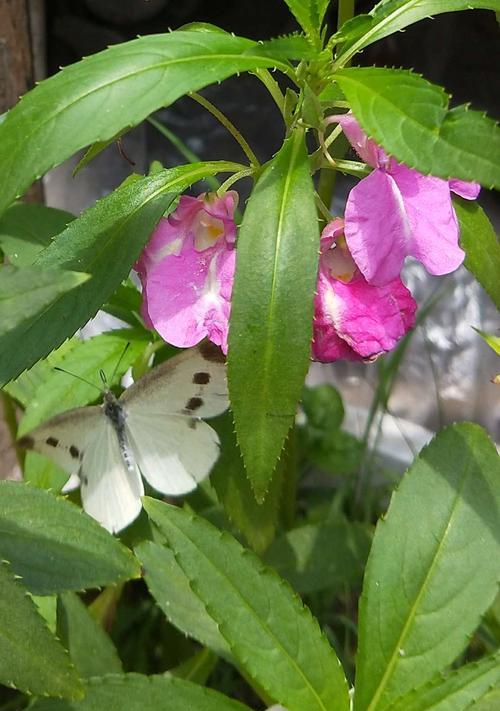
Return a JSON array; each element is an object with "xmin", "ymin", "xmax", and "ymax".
[{"xmin": 18, "ymin": 342, "xmax": 229, "ymax": 533}]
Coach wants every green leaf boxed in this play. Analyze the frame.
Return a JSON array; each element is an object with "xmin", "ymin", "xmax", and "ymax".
[
  {"xmin": 469, "ymin": 688, "xmax": 500, "ymax": 710},
  {"xmin": 333, "ymin": 1, "xmax": 500, "ymax": 67},
  {"xmin": 0, "ymin": 30, "xmax": 294, "ymax": 215},
  {"xmin": 210, "ymin": 412, "xmax": 284, "ymax": 554},
  {"xmin": 455, "ymin": 198, "xmax": 500, "ymax": 309},
  {"xmin": 0, "ymin": 481, "xmax": 140, "ymax": 595},
  {"xmin": 29, "ymin": 673, "xmax": 252, "ymax": 711},
  {"xmin": 385, "ymin": 651, "xmax": 500, "ymax": 711},
  {"xmin": 57, "ymin": 592, "xmax": 122, "ymax": 678},
  {"xmin": 144, "ymin": 498, "xmax": 351, "ymax": 711},
  {"xmin": 102, "ymin": 281, "xmax": 144, "ymax": 328},
  {"xmin": 0, "ymin": 265, "xmax": 89, "ymax": 338},
  {"xmin": 0, "ymin": 161, "xmax": 238, "ymax": 387},
  {"xmin": 302, "ymin": 384, "xmax": 344, "ymax": 433},
  {"xmin": 334, "ymin": 67, "xmax": 500, "ymax": 188},
  {"xmin": 256, "ymin": 34, "xmax": 319, "ymax": 60},
  {"xmin": 0, "ymin": 561, "xmax": 83, "ymax": 698},
  {"xmin": 135, "ymin": 540, "xmax": 231, "ymax": 660},
  {"xmin": 265, "ymin": 519, "xmax": 371, "ymax": 594},
  {"xmin": 2, "ymin": 339, "xmax": 77, "ymax": 407},
  {"xmin": 72, "ymin": 131, "xmax": 128, "ymax": 177},
  {"xmin": 353, "ymin": 423, "xmax": 500, "ymax": 711},
  {"xmin": 228, "ymin": 129, "xmax": 319, "ymax": 499},
  {"xmin": 171, "ymin": 648, "xmax": 218, "ymax": 686},
  {"xmin": 283, "ymin": 0, "xmax": 330, "ymax": 41},
  {"xmin": 0, "ymin": 203, "xmax": 74, "ymax": 265},
  {"xmin": 19, "ymin": 329, "xmax": 148, "ymax": 434}
]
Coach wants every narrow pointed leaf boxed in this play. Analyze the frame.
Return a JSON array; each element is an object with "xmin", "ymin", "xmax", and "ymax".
[
  {"xmin": 0, "ymin": 481, "xmax": 140, "ymax": 594},
  {"xmin": 0, "ymin": 30, "xmax": 294, "ymax": 215},
  {"xmin": 0, "ymin": 561, "xmax": 83, "ymax": 698},
  {"xmin": 135, "ymin": 540, "xmax": 231, "ymax": 660},
  {"xmin": 228, "ymin": 129, "xmax": 319, "ymax": 499},
  {"xmin": 0, "ymin": 265, "xmax": 89, "ymax": 338},
  {"xmin": 29, "ymin": 673, "xmax": 252, "ymax": 711},
  {"xmin": 144, "ymin": 498, "xmax": 350, "ymax": 711},
  {"xmin": 57, "ymin": 592, "xmax": 122, "ymax": 678},
  {"xmin": 283, "ymin": 0, "xmax": 330, "ymax": 39},
  {"xmin": 335, "ymin": 67, "xmax": 500, "ymax": 188},
  {"xmin": 455, "ymin": 198, "xmax": 500, "ymax": 309},
  {"xmin": 0, "ymin": 161, "xmax": 239, "ymax": 387},
  {"xmin": 0, "ymin": 203, "xmax": 74, "ymax": 265},
  {"xmin": 354, "ymin": 423, "xmax": 500, "ymax": 711},
  {"xmin": 210, "ymin": 412, "xmax": 284, "ymax": 554},
  {"xmin": 386, "ymin": 651, "xmax": 500, "ymax": 711},
  {"xmin": 333, "ymin": 1, "xmax": 500, "ymax": 66}
]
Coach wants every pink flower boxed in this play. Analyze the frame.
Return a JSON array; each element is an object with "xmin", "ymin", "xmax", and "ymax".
[
  {"xmin": 312, "ymin": 219, "xmax": 417, "ymax": 362},
  {"xmin": 136, "ymin": 191, "xmax": 238, "ymax": 353},
  {"xmin": 328, "ymin": 113, "xmax": 480, "ymax": 286}
]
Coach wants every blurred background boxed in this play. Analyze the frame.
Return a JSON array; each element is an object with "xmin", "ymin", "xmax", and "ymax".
[{"xmin": 1, "ymin": 0, "xmax": 499, "ymax": 476}]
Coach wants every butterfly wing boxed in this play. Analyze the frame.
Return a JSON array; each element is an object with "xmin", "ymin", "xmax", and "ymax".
[
  {"xmin": 17, "ymin": 407, "xmax": 101, "ymax": 477},
  {"xmin": 120, "ymin": 341, "xmax": 228, "ymax": 419},
  {"xmin": 80, "ymin": 418, "xmax": 143, "ymax": 533},
  {"xmin": 125, "ymin": 412, "xmax": 219, "ymax": 495}
]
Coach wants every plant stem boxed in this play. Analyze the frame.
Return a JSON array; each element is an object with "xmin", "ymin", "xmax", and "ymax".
[
  {"xmin": 317, "ymin": 167, "xmax": 337, "ymax": 229},
  {"xmin": 337, "ymin": 0, "xmax": 355, "ymax": 30},
  {"xmin": 147, "ymin": 116, "xmax": 220, "ymax": 192},
  {"xmin": 189, "ymin": 92, "xmax": 261, "ymax": 169},
  {"xmin": 252, "ymin": 68, "xmax": 286, "ymax": 118},
  {"xmin": 217, "ymin": 168, "xmax": 254, "ymax": 195}
]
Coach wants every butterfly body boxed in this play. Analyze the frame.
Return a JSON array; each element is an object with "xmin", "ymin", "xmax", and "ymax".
[{"xmin": 18, "ymin": 342, "xmax": 228, "ymax": 533}]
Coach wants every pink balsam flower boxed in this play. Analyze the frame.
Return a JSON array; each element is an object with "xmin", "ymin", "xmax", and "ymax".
[
  {"xmin": 312, "ymin": 219, "xmax": 417, "ymax": 362},
  {"xmin": 329, "ymin": 113, "xmax": 480, "ymax": 285},
  {"xmin": 136, "ymin": 191, "xmax": 238, "ymax": 353}
]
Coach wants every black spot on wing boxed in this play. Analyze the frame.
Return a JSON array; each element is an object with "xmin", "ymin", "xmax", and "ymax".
[
  {"xmin": 193, "ymin": 371, "xmax": 210, "ymax": 385},
  {"xmin": 17, "ymin": 435, "xmax": 34, "ymax": 450},
  {"xmin": 185, "ymin": 396, "xmax": 203, "ymax": 412},
  {"xmin": 188, "ymin": 419, "xmax": 198, "ymax": 430},
  {"xmin": 46, "ymin": 437, "xmax": 59, "ymax": 447},
  {"xmin": 199, "ymin": 340, "xmax": 225, "ymax": 364},
  {"xmin": 69, "ymin": 445, "xmax": 80, "ymax": 459}
]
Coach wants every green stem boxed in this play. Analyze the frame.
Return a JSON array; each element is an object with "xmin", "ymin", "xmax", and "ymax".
[
  {"xmin": 337, "ymin": 0, "xmax": 355, "ymax": 30},
  {"xmin": 147, "ymin": 117, "xmax": 220, "ymax": 192},
  {"xmin": 252, "ymin": 68, "xmax": 286, "ymax": 118},
  {"xmin": 189, "ymin": 92, "xmax": 261, "ymax": 169},
  {"xmin": 217, "ymin": 168, "xmax": 254, "ymax": 195},
  {"xmin": 317, "ymin": 167, "xmax": 337, "ymax": 229}
]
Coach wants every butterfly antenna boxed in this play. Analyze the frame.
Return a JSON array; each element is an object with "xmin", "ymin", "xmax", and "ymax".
[
  {"xmin": 54, "ymin": 367, "xmax": 101, "ymax": 392},
  {"xmin": 110, "ymin": 342, "xmax": 131, "ymax": 384}
]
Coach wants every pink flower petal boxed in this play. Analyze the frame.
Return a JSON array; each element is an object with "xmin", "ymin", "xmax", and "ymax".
[
  {"xmin": 449, "ymin": 179, "xmax": 481, "ymax": 200},
  {"xmin": 331, "ymin": 274, "xmax": 416, "ymax": 358},
  {"xmin": 344, "ymin": 169, "xmax": 410, "ymax": 285},
  {"xmin": 392, "ymin": 163, "xmax": 465, "ymax": 276}
]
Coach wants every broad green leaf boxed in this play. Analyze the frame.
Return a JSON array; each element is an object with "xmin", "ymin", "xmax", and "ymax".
[
  {"xmin": 135, "ymin": 540, "xmax": 231, "ymax": 660},
  {"xmin": 0, "ymin": 561, "xmax": 83, "ymax": 698},
  {"xmin": 472, "ymin": 327, "xmax": 500, "ymax": 355},
  {"xmin": 283, "ymin": 0, "xmax": 330, "ymax": 40},
  {"xmin": 386, "ymin": 651, "xmax": 500, "ymax": 711},
  {"xmin": 29, "ymin": 673, "xmax": 252, "ymax": 711},
  {"xmin": 354, "ymin": 423, "xmax": 500, "ymax": 711},
  {"xmin": 265, "ymin": 520, "xmax": 371, "ymax": 594},
  {"xmin": 0, "ymin": 203, "xmax": 74, "ymax": 265},
  {"xmin": 256, "ymin": 34, "xmax": 319, "ymax": 60},
  {"xmin": 0, "ymin": 481, "xmax": 140, "ymax": 595},
  {"xmin": 144, "ymin": 498, "xmax": 351, "ymax": 711},
  {"xmin": 0, "ymin": 265, "xmax": 89, "ymax": 338},
  {"xmin": 19, "ymin": 329, "xmax": 148, "ymax": 434},
  {"xmin": 57, "ymin": 592, "xmax": 122, "ymax": 678},
  {"xmin": 210, "ymin": 412, "xmax": 284, "ymax": 554},
  {"xmin": 469, "ymin": 688, "xmax": 500, "ymax": 710},
  {"xmin": 228, "ymin": 129, "xmax": 319, "ymax": 499},
  {"xmin": 455, "ymin": 198, "xmax": 500, "ymax": 309},
  {"xmin": 334, "ymin": 67, "xmax": 500, "ymax": 188},
  {"xmin": 0, "ymin": 30, "xmax": 294, "ymax": 215},
  {"xmin": 333, "ymin": 1, "xmax": 500, "ymax": 67},
  {"xmin": 302, "ymin": 384, "xmax": 344, "ymax": 433},
  {"xmin": 0, "ymin": 161, "xmax": 239, "ymax": 387}
]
